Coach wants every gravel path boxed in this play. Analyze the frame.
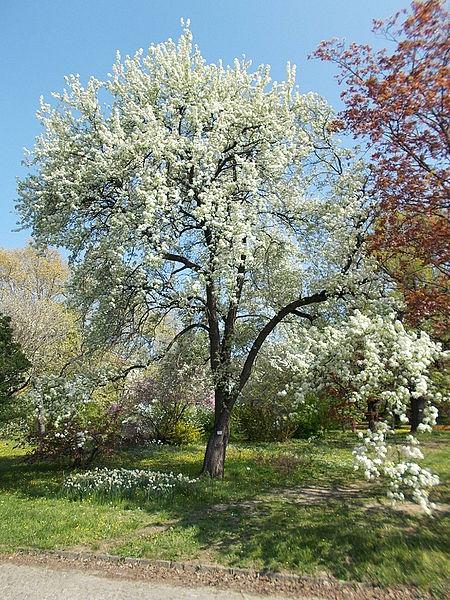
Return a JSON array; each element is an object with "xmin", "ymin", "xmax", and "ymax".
[
  {"xmin": 0, "ymin": 553, "xmax": 432, "ymax": 600},
  {"xmin": 0, "ymin": 562, "xmax": 309, "ymax": 600}
]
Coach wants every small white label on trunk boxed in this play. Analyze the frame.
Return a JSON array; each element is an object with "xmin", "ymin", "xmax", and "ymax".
[{"xmin": 216, "ymin": 430, "xmax": 223, "ymax": 435}]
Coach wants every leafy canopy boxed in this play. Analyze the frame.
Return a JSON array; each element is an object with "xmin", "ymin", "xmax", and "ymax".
[{"xmin": 17, "ymin": 23, "xmax": 374, "ymax": 362}]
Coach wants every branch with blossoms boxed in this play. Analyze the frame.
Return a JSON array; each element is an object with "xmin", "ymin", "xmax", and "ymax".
[
  {"xmin": 277, "ymin": 310, "xmax": 447, "ymax": 512},
  {"xmin": 354, "ymin": 423, "xmax": 439, "ymax": 514}
]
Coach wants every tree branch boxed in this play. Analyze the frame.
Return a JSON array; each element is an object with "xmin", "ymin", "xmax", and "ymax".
[
  {"xmin": 238, "ymin": 291, "xmax": 328, "ymax": 393},
  {"xmin": 291, "ymin": 309, "xmax": 317, "ymax": 323},
  {"xmin": 163, "ymin": 253, "xmax": 201, "ymax": 272}
]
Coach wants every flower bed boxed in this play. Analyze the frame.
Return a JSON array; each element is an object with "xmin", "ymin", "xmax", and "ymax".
[{"xmin": 63, "ymin": 467, "xmax": 197, "ymax": 500}]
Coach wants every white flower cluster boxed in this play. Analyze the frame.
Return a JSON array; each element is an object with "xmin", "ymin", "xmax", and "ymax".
[
  {"xmin": 26, "ymin": 373, "xmax": 93, "ymax": 432},
  {"xmin": 286, "ymin": 310, "xmax": 445, "ymax": 414},
  {"xmin": 17, "ymin": 23, "xmax": 377, "ymax": 351},
  {"xmin": 63, "ymin": 467, "xmax": 197, "ymax": 499},
  {"xmin": 354, "ymin": 423, "xmax": 439, "ymax": 514},
  {"xmin": 276, "ymin": 311, "xmax": 447, "ymax": 512},
  {"xmin": 22, "ymin": 367, "xmax": 121, "ymax": 449}
]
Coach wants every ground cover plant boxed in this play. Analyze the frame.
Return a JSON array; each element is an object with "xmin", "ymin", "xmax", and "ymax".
[
  {"xmin": 63, "ymin": 467, "xmax": 197, "ymax": 500},
  {"xmin": 0, "ymin": 432, "xmax": 448, "ymax": 597}
]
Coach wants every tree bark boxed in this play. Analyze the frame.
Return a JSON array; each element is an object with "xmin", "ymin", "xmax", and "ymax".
[
  {"xmin": 410, "ymin": 396, "xmax": 426, "ymax": 433},
  {"xmin": 366, "ymin": 400, "xmax": 378, "ymax": 432},
  {"xmin": 36, "ymin": 409, "xmax": 46, "ymax": 455},
  {"xmin": 201, "ymin": 391, "xmax": 233, "ymax": 478}
]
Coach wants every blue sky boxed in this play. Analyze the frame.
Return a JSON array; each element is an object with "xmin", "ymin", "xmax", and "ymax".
[{"xmin": 0, "ymin": 0, "xmax": 407, "ymax": 248}]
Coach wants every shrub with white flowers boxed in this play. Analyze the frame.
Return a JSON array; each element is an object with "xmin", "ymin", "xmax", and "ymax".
[
  {"xmin": 280, "ymin": 311, "xmax": 448, "ymax": 512},
  {"xmin": 20, "ymin": 367, "xmax": 128, "ymax": 464},
  {"xmin": 63, "ymin": 467, "xmax": 197, "ymax": 500}
]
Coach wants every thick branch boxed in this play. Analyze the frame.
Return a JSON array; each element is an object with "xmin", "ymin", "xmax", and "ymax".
[
  {"xmin": 238, "ymin": 291, "xmax": 328, "ymax": 393},
  {"xmin": 291, "ymin": 309, "xmax": 317, "ymax": 323},
  {"xmin": 163, "ymin": 253, "xmax": 201, "ymax": 272}
]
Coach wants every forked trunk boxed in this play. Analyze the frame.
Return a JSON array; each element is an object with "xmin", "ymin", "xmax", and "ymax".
[{"xmin": 201, "ymin": 393, "xmax": 232, "ymax": 478}]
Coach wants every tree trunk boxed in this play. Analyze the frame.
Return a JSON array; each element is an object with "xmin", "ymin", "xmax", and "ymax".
[
  {"xmin": 410, "ymin": 396, "xmax": 426, "ymax": 433},
  {"xmin": 201, "ymin": 391, "xmax": 232, "ymax": 478},
  {"xmin": 366, "ymin": 400, "xmax": 378, "ymax": 432},
  {"xmin": 36, "ymin": 409, "xmax": 46, "ymax": 455}
]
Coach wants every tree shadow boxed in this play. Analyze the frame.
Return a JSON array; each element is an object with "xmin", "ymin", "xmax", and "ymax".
[
  {"xmin": 0, "ymin": 453, "xmax": 69, "ymax": 498},
  {"xmin": 166, "ymin": 496, "xmax": 450, "ymax": 592}
]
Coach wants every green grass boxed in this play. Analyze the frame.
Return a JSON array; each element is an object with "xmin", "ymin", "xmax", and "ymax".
[{"xmin": 0, "ymin": 432, "xmax": 448, "ymax": 596}]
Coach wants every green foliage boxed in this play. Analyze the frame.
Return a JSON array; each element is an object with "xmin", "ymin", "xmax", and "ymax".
[
  {"xmin": 293, "ymin": 394, "xmax": 361, "ymax": 438},
  {"xmin": 0, "ymin": 314, "xmax": 30, "ymax": 410},
  {"xmin": 235, "ymin": 402, "xmax": 300, "ymax": 442},
  {"xmin": 189, "ymin": 406, "xmax": 215, "ymax": 438},
  {"xmin": 166, "ymin": 420, "xmax": 203, "ymax": 446},
  {"xmin": 293, "ymin": 397, "xmax": 328, "ymax": 438},
  {"xmin": 234, "ymin": 352, "xmax": 302, "ymax": 442},
  {"xmin": 0, "ymin": 245, "xmax": 78, "ymax": 378}
]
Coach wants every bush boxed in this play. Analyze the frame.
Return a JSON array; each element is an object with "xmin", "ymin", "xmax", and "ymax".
[
  {"xmin": 166, "ymin": 420, "xmax": 202, "ymax": 445},
  {"xmin": 28, "ymin": 397, "xmax": 127, "ymax": 466},
  {"xmin": 235, "ymin": 402, "xmax": 300, "ymax": 442},
  {"xmin": 124, "ymin": 341, "xmax": 213, "ymax": 445},
  {"xmin": 16, "ymin": 373, "xmax": 128, "ymax": 466}
]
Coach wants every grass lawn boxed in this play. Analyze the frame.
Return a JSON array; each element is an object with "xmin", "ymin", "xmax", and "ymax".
[{"xmin": 0, "ymin": 431, "xmax": 448, "ymax": 597}]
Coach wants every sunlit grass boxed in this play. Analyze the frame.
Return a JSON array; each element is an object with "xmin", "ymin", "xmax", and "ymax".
[{"xmin": 0, "ymin": 431, "xmax": 448, "ymax": 596}]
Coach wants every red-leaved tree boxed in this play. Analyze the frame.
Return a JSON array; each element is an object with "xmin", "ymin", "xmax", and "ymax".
[{"xmin": 314, "ymin": 0, "xmax": 449, "ymax": 338}]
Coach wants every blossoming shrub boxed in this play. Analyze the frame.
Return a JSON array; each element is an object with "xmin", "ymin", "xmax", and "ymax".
[
  {"xmin": 124, "ymin": 375, "xmax": 205, "ymax": 445},
  {"xmin": 18, "ymin": 371, "xmax": 128, "ymax": 465},
  {"xmin": 124, "ymin": 345, "xmax": 211, "ymax": 446},
  {"xmin": 63, "ymin": 467, "xmax": 197, "ymax": 501},
  {"xmin": 281, "ymin": 310, "xmax": 448, "ymax": 511}
]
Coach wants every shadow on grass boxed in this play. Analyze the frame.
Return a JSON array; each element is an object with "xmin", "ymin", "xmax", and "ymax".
[
  {"xmin": 0, "ymin": 453, "xmax": 70, "ymax": 498},
  {"xmin": 111, "ymin": 495, "xmax": 449, "ymax": 596},
  {"xmin": 0, "ymin": 435, "xmax": 449, "ymax": 595},
  {"xmin": 0, "ymin": 437, "xmax": 357, "ymax": 502}
]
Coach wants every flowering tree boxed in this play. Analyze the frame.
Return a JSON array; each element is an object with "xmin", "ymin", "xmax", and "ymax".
[
  {"xmin": 314, "ymin": 0, "xmax": 450, "ymax": 336},
  {"xmin": 279, "ymin": 311, "xmax": 446, "ymax": 511},
  {"xmin": 18, "ymin": 24, "xmax": 378, "ymax": 477}
]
